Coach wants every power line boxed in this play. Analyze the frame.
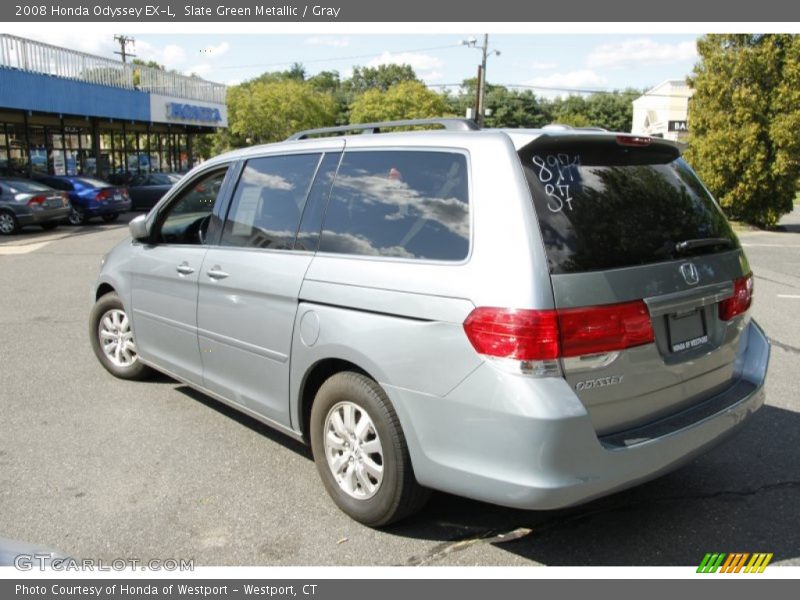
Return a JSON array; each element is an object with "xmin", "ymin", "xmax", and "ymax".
[
  {"xmin": 214, "ymin": 43, "xmax": 462, "ymax": 71},
  {"xmin": 427, "ymin": 82, "xmax": 691, "ymax": 99}
]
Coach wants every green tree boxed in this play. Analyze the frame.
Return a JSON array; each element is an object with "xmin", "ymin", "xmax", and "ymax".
[
  {"xmin": 349, "ymin": 80, "xmax": 450, "ymax": 123},
  {"xmin": 549, "ymin": 92, "xmax": 635, "ymax": 131},
  {"xmin": 226, "ymin": 79, "xmax": 337, "ymax": 145},
  {"xmin": 346, "ymin": 64, "xmax": 419, "ymax": 94},
  {"xmin": 686, "ymin": 34, "xmax": 800, "ymax": 227}
]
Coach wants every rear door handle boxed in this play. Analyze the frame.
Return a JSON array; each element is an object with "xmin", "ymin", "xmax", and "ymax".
[
  {"xmin": 207, "ymin": 267, "xmax": 229, "ymax": 280},
  {"xmin": 176, "ymin": 263, "xmax": 195, "ymax": 275}
]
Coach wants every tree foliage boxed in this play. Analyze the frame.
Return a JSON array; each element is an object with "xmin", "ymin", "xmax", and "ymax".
[
  {"xmin": 349, "ymin": 80, "xmax": 450, "ymax": 123},
  {"xmin": 346, "ymin": 64, "xmax": 419, "ymax": 94},
  {"xmin": 226, "ymin": 79, "xmax": 337, "ymax": 145},
  {"xmin": 685, "ymin": 34, "xmax": 800, "ymax": 227},
  {"xmin": 549, "ymin": 91, "xmax": 637, "ymax": 132}
]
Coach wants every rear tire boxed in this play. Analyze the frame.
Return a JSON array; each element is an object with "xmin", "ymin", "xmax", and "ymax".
[
  {"xmin": 68, "ymin": 205, "xmax": 87, "ymax": 225},
  {"xmin": 0, "ymin": 210, "xmax": 19, "ymax": 235},
  {"xmin": 310, "ymin": 371, "xmax": 429, "ymax": 526},
  {"xmin": 101, "ymin": 213, "xmax": 119, "ymax": 223},
  {"xmin": 89, "ymin": 291, "xmax": 151, "ymax": 380}
]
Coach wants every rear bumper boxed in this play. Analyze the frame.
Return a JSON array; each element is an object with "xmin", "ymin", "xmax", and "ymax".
[
  {"xmin": 83, "ymin": 201, "xmax": 131, "ymax": 216},
  {"xmin": 388, "ymin": 319, "xmax": 769, "ymax": 510},
  {"xmin": 16, "ymin": 206, "xmax": 70, "ymax": 225}
]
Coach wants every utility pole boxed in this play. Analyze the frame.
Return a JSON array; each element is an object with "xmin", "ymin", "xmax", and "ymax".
[
  {"xmin": 477, "ymin": 34, "xmax": 489, "ymax": 128},
  {"xmin": 462, "ymin": 34, "xmax": 500, "ymax": 128},
  {"xmin": 113, "ymin": 35, "xmax": 136, "ymax": 63}
]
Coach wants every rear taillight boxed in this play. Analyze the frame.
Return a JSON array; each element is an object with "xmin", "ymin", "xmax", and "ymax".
[
  {"xmin": 463, "ymin": 300, "xmax": 655, "ymax": 364},
  {"xmin": 463, "ymin": 308, "xmax": 559, "ymax": 361},
  {"xmin": 96, "ymin": 189, "xmax": 110, "ymax": 202},
  {"xmin": 719, "ymin": 274, "xmax": 753, "ymax": 321},
  {"xmin": 26, "ymin": 195, "xmax": 47, "ymax": 206},
  {"xmin": 558, "ymin": 301, "xmax": 654, "ymax": 357}
]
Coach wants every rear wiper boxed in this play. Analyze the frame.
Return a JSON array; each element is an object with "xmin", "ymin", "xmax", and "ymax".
[{"xmin": 675, "ymin": 238, "xmax": 733, "ymax": 253}]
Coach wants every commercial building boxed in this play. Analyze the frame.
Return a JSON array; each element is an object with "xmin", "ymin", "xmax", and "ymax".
[
  {"xmin": 631, "ymin": 80, "xmax": 693, "ymax": 142},
  {"xmin": 0, "ymin": 34, "xmax": 227, "ymax": 178}
]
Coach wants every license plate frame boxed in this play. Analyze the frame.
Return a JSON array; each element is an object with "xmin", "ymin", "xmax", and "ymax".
[{"xmin": 667, "ymin": 308, "xmax": 708, "ymax": 353}]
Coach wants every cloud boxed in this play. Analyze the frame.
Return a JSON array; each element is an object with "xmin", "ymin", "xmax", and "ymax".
[
  {"xmin": 161, "ymin": 44, "xmax": 188, "ymax": 65},
  {"xmin": 306, "ymin": 36, "xmax": 350, "ymax": 48},
  {"xmin": 586, "ymin": 39, "xmax": 697, "ymax": 69},
  {"xmin": 199, "ymin": 42, "xmax": 230, "ymax": 57},
  {"xmin": 187, "ymin": 64, "xmax": 212, "ymax": 77},
  {"xmin": 366, "ymin": 51, "xmax": 444, "ymax": 81},
  {"xmin": 524, "ymin": 69, "xmax": 607, "ymax": 91}
]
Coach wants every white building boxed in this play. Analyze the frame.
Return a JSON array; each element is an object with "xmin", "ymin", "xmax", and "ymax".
[{"xmin": 631, "ymin": 80, "xmax": 694, "ymax": 142}]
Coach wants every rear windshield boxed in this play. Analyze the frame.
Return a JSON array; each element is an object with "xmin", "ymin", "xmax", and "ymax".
[
  {"xmin": 75, "ymin": 178, "xmax": 111, "ymax": 189},
  {"xmin": 4, "ymin": 179, "xmax": 52, "ymax": 193},
  {"xmin": 519, "ymin": 137, "xmax": 739, "ymax": 274}
]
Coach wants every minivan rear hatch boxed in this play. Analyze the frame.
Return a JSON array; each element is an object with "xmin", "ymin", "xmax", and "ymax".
[{"xmin": 518, "ymin": 133, "xmax": 753, "ymax": 435}]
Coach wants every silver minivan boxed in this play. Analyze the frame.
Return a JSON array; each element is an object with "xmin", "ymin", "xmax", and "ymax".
[{"xmin": 90, "ymin": 119, "xmax": 769, "ymax": 526}]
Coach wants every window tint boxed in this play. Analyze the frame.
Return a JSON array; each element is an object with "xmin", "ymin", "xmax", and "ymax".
[
  {"xmin": 158, "ymin": 168, "xmax": 228, "ymax": 245},
  {"xmin": 319, "ymin": 151, "xmax": 469, "ymax": 260},
  {"xmin": 40, "ymin": 178, "xmax": 72, "ymax": 191},
  {"xmin": 518, "ymin": 139, "xmax": 739, "ymax": 274},
  {"xmin": 221, "ymin": 153, "xmax": 321, "ymax": 250},
  {"xmin": 130, "ymin": 174, "xmax": 148, "ymax": 186}
]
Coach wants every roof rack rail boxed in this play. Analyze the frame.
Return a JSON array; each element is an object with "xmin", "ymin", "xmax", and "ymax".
[{"xmin": 287, "ymin": 118, "xmax": 479, "ymax": 141}]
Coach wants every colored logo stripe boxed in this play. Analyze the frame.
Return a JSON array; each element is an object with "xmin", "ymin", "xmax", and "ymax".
[{"xmin": 697, "ymin": 553, "xmax": 773, "ymax": 573}]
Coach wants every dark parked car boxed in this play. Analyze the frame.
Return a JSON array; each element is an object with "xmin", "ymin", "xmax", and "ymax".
[
  {"xmin": 35, "ymin": 176, "xmax": 131, "ymax": 225},
  {"xmin": 126, "ymin": 172, "xmax": 182, "ymax": 211},
  {"xmin": 0, "ymin": 178, "xmax": 70, "ymax": 235}
]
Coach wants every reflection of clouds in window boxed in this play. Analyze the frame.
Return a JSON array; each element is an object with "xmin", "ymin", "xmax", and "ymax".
[
  {"xmin": 333, "ymin": 174, "xmax": 468, "ymax": 239},
  {"xmin": 320, "ymin": 230, "xmax": 414, "ymax": 258},
  {"xmin": 241, "ymin": 167, "xmax": 295, "ymax": 191}
]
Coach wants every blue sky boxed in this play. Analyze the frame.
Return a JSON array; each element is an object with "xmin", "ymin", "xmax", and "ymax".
[{"xmin": 17, "ymin": 32, "xmax": 701, "ymax": 95}]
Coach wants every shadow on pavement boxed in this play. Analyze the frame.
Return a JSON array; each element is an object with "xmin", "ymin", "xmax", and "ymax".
[
  {"xmin": 158, "ymin": 371, "xmax": 798, "ymax": 566},
  {"xmin": 389, "ymin": 404, "xmax": 800, "ymax": 565}
]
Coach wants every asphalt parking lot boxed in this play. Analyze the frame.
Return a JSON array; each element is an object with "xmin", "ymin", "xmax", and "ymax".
[{"xmin": 0, "ymin": 210, "xmax": 798, "ymax": 567}]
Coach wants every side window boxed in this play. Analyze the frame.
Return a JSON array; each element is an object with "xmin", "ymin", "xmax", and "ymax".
[
  {"xmin": 130, "ymin": 174, "xmax": 148, "ymax": 186},
  {"xmin": 157, "ymin": 168, "xmax": 228, "ymax": 245},
  {"xmin": 220, "ymin": 153, "xmax": 321, "ymax": 250},
  {"xmin": 319, "ymin": 151, "xmax": 470, "ymax": 261},
  {"xmin": 294, "ymin": 152, "xmax": 342, "ymax": 251}
]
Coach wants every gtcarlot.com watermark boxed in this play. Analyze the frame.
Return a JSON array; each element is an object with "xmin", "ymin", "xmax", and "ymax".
[{"xmin": 14, "ymin": 554, "xmax": 194, "ymax": 572}]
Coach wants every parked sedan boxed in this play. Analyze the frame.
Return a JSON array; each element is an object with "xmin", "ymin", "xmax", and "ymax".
[
  {"xmin": 0, "ymin": 178, "xmax": 70, "ymax": 235},
  {"xmin": 126, "ymin": 172, "xmax": 182, "ymax": 211},
  {"xmin": 35, "ymin": 176, "xmax": 131, "ymax": 225}
]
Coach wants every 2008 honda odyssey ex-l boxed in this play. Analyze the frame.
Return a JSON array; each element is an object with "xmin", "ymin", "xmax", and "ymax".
[{"xmin": 89, "ymin": 119, "xmax": 769, "ymax": 526}]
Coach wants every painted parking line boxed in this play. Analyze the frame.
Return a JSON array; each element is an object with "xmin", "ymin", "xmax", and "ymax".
[
  {"xmin": 741, "ymin": 243, "xmax": 800, "ymax": 248},
  {"xmin": 0, "ymin": 241, "xmax": 50, "ymax": 255},
  {"xmin": 777, "ymin": 294, "xmax": 800, "ymax": 299}
]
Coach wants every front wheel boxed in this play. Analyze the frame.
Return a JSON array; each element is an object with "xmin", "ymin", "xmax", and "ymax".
[
  {"xmin": 310, "ymin": 372, "xmax": 429, "ymax": 526},
  {"xmin": 89, "ymin": 292, "xmax": 151, "ymax": 380},
  {"xmin": 101, "ymin": 213, "xmax": 119, "ymax": 223}
]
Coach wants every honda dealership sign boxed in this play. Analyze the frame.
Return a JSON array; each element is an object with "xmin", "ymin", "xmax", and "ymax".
[{"xmin": 150, "ymin": 94, "xmax": 228, "ymax": 128}]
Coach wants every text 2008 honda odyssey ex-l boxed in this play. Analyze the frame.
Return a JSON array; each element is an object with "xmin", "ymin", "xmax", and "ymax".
[{"xmin": 90, "ymin": 119, "xmax": 769, "ymax": 526}]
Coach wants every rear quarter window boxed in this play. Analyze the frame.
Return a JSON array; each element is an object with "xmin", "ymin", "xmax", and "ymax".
[{"xmin": 319, "ymin": 150, "xmax": 470, "ymax": 261}]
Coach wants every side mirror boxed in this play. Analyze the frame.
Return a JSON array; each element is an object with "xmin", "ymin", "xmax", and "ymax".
[{"xmin": 128, "ymin": 214, "xmax": 150, "ymax": 241}]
